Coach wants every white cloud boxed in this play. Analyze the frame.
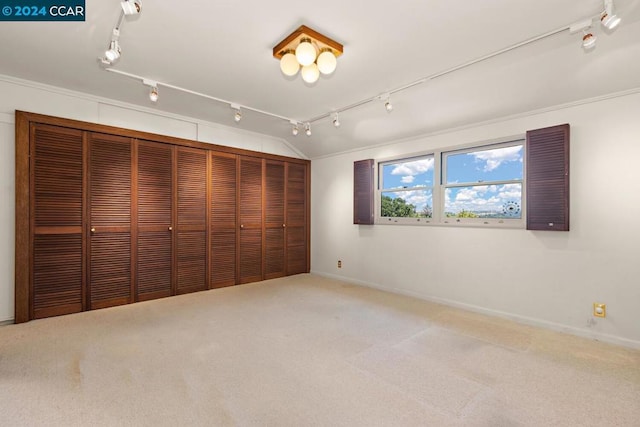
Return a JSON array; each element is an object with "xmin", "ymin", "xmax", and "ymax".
[
  {"xmin": 469, "ymin": 145, "xmax": 522, "ymax": 172},
  {"xmin": 445, "ymin": 184, "xmax": 522, "ymax": 214},
  {"xmin": 391, "ymin": 158, "xmax": 434, "ymax": 184}
]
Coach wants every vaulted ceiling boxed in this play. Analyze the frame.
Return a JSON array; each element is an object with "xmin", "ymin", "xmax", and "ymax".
[{"xmin": 1, "ymin": 0, "xmax": 639, "ymax": 158}]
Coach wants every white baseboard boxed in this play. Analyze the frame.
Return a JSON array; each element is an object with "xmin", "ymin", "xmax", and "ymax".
[{"xmin": 310, "ymin": 270, "xmax": 640, "ymax": 350}]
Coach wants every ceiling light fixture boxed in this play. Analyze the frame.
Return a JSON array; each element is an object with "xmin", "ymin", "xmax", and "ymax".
[
  {"xmin": 121, "ymin": 0, "xmax": 141, "ymax": 15},
  {"xmin": 273, "ymin": 25, "xmax": 343, "ymax": 85},
  {"xmin": 601, "ymin": 0, "xmax": 621, "ymax": 30},
  {"xmin": 142, "ymin": 79, "xmax": 158, "ymax": 102},
  {"xmin": 582, "ymin": 31, "xmax": 597, "ymax": 50},
  {"xmin": 332, "ymin": 112, "xmax": 340, "ymax": 128},
  {"xmin": 384, "ymin": 97, "xmax": 393, "ymax": 113},
  {"xmin": 103, "ymin": 28, "xmax": 121, "ymax": 64},
  {"xmin": 231, "ymin": 104, "xmax": 242, "ymax": 122},
  {"xmin": 569, "ymin": 18, "xmax": 598, "ymax": 51},
  {"xmin": 149, "ymin": 86, "xmax": 158, "ymax": 102},
  {"xmin": 290, "ymin": 120, "xmax": 299, "ymax": 136},
  {"xmin": 305, "ymin": 123, "xmax": 311, "ymax": 137}
]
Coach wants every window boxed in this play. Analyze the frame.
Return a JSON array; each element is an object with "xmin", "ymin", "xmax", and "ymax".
[
  {"xmin": 379, "ymin": 155, "xmax": 434, "ymax": 223},
  {"xmin": 376, "ymin": 139, "xmax": 525, "ymax": 226},
  {"xmin": 443, "ymin": 142, "xmax": 524, "ymax": 222}
]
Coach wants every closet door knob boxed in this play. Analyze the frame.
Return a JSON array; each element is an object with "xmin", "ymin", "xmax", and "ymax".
[
  {"xmin": 90, "ymin": 227, "xmax": 96, "ymax": 233},
  {"xmin": 240, "ymin": 224, "xmax": 244, "ymax": 229},
  {"xmin": 168, "ymin": 226, "xmax": 173, "ymax": 231},
  {"xmin": 282, "ymin": 224, "xmax": 286, "ymax": 228}
]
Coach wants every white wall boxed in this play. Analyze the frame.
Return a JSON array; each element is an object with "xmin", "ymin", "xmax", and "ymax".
[
  {"xmin": 311, "ymin": 90, "xmax": 640, "ymax": 348},
  {"xmin": 0, "ymin": 75, "xmax": 304, "ymax": 323}
]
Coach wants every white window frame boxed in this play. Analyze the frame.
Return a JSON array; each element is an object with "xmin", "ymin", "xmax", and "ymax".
[
  {"xmin": 375, "ymin": 136, "xmax": 526, "ymax": 228},
  {"xmin": 377, "ymin": 154, "xmax": 436, "ymax": 225}
]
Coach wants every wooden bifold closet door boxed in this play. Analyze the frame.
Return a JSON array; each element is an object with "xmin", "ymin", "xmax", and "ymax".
[
  {"xmin": 238, "ymin": 156, "xmax": 263, "ymax": 284},
  {"xmin": 136, "ymin": 140, "xmax": 174, "ymax": 301},
  {"xmin": 88, "ymin": 133, "xmax": 133, "ymax": 310},
  {"xmin": 176, "ymin": 147, "xmax": 208, "ymax": 294},
  {"xmin": 31, "ymin": 124, "xmax": 85, "ymax": 319},
  {"xmin": 286, "ymin": 162, "xmax": 308, "ymax": 275},
  {"xmin": 210, "ymin": 152, "xmax": 237, "ymax": 288},
  {"xmin": 264, "ymin": 160, "xmax": 285, "ymax": 279}
]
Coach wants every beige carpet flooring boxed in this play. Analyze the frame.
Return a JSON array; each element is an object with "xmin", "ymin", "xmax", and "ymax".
[{"xmin": 1, "ymin": 274, "xmax": 639, "ymax": 426}]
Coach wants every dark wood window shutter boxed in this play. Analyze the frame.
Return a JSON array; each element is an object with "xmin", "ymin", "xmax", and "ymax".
[
  {"xmin": 354, "ymin": 159, "xmax": 374, "ymax": 225},
  {"xmin": 526, "ymin": 124, "xmax": 570, "ymax": 231}
]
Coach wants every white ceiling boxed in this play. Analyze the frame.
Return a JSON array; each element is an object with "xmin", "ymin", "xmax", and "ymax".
[{"xmin": 1, "ymin": 0, "xmax": 639, "ymax": 158}]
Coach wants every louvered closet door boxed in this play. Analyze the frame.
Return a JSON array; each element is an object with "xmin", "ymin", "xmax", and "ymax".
[
  {"xmin": 176, "ymin": 147, "xmax": 207, "ymax": 294},
  {"xmin": 264, "ymin": 161, "xmax": 285, "ymax": 279},
  {"xmin": 239, "ymin": 157, "xmax": 263, "ymax": 284},
  {"xmin": 286, "ymin": 163, "xmax": 308, "ymax": 275},
  {"xmin": 211, "ymin": 152, "xmax": 237, "ymax": 288},
  {"xmin": 137, "ymin": 141, "xmax": 173, "ymax": 301},
  {"xmin": 31, "ymin": 124, "xmax": 84, "ymax": 319},
  {"xmin": 89, "ymin": 133, "xmax": 133, "ymax": 310}
]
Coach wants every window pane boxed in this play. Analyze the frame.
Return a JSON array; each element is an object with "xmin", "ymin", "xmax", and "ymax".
[
  {"xmin": 446, "ymin": 145, "xmax": 523, "ymax": 184},
  {"xmin": 381, "ymin": 190, "xmax": 432, "ymax": 218},
  {"xmin": 444, "ymin": 184, "xmax": 522, "ymax": 218},
  {"xmin": 382, "ymin": 157, "xmax": 434, "ymax": 190}
]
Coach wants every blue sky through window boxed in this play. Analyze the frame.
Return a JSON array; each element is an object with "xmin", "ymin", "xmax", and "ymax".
[
  {"xmin": 445, "ymin": 144, "xmax": 523, "ymax": 217},
  {"xmin": 446, "ymin": 145, "xmax": 523, "ymax": 184},
  {"xmin": 382, "ymin": 157, "xmax": 434, "ymax": 190}
]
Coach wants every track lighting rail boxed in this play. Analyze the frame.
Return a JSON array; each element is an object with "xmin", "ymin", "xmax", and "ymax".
[{"xmin": 100, "ymin": 1, "xmax": 620, "ymax": 136}]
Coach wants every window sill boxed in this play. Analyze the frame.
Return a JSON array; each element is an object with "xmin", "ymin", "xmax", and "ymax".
[{"xmin": 375, "ymin": 217, "xmax": 524, "ymax": 229}]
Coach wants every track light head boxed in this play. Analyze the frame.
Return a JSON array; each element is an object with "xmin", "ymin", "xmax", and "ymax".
[
  {"xmin": 149, "ymin": 86, "xmax": 158, "ymax": 102},
  {"xmin": 230, "ymin": 104, "xmax": 242, "ymax": 122},
  {"xmin": 121, "ymin": 0, "xmax": 142, "ymax": 15},
  {"xmin": 332, "ymin": 112, "xmax": 340, "ymax": 128},
  {"xmin": 385, "ymin": 99, "xmax": 393, "ymax": 113},
  {"xmin": 305, "ymin": 123, "xmax": 311, "ymax": 137},
  {"xmin": 104, "ymin": 40, "xmax": 121, "ymax": 63},
  {"xmin": 582, "ymin": 31, "xmax": 597, "ymax": 50},
  {"xmin": 601, "ymin": 0, "xmax": 621, "ymax": 30},
  {"xmin": 290, "ymin": 120, "xmax": 299, "ymax": 136}
]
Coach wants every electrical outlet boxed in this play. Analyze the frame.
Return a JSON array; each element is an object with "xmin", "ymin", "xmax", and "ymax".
[
  {"xmin": 593, "ymin": 303, "xmax": 606, "ymax": 318},
  {"xmin": 337, "ymin": 260, "xmax": 342, "ymax": 268}
]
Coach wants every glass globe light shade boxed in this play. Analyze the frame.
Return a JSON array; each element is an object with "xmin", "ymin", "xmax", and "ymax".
[
  {"xmin": 301, "ymin": 63, "xmax": 320, "ymax": 84},
  {"xmin": 295, "ymin": 39, "xmax": 317, "ymax": 66},
  {"xmin": 280, "ymin": 52, "xmax": 299, "ymax": 76},
  {"xmin": 317, "ymin": 50, "xmax": 337, "ymax": 75}
]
